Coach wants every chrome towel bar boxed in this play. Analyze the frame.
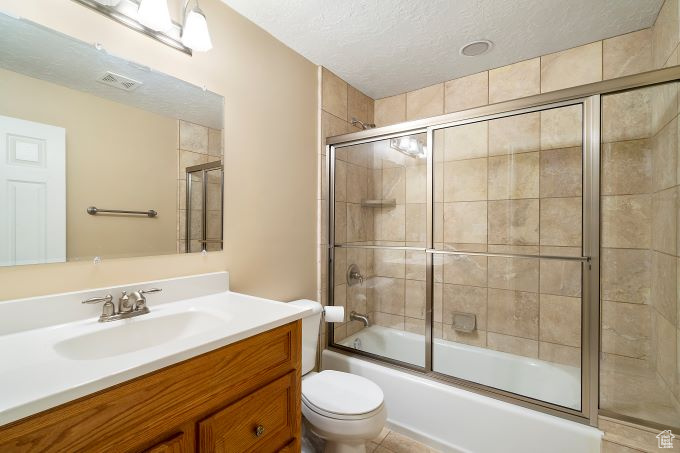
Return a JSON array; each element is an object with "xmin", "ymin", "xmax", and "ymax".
[{"xmin": 87, "ymin": 206, "xmax": 158, "ymax": 217}]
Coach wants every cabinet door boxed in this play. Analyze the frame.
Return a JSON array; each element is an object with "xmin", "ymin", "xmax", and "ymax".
[
  {"xmin": 277, "ymin": 440, "xmax": 298, "ymax": 452},
  {"xmin": 145, "ymin": 433, "xmax": 186, "ymax": 453},
  {"xmin": 199, "ymin": 373, "xmax": 298, "ymax": 453}
]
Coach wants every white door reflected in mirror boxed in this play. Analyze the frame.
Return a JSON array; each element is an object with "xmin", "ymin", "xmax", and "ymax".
[{"xmin": 0, "ymin": 115, "xmax": 65, "ymax": 267}]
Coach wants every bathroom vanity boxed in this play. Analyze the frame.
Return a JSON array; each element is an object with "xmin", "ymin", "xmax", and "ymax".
[{"xmin": 0, "ymin": 273, "xmax": 309, "ymax": 452}]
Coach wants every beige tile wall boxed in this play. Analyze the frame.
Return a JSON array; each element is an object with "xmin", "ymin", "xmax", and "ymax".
[
  {"xmin": 326, "ymin": 25, "xmax": 658, "ymax": 362},
  {"xmin": 364, "ymin": 138, "xmax": 428, "ymax": 338},
  {"xmin": 374, "ymin": 29, "xmax": 652, "ymax": 127},
  {"xmin": 427, "ymin": 103, "xmax": 583, "ymax": 367},
  {"xmin": 318, "ymin": 67, "xmax": 375, "ymax": 344},
  {"xmin": 177, "ymin": 120, "xmax": 223, "ymax": 253},
  {"xmin": 320, "ymin": 5, "xmax": 679, "ymax": 446},
  {"xmin": 331, "ymin": 136, "xmax": 429, "ymax": 341},
  {"xmin": 648, "ymin": 42, "xmax": 680, "ymax": 423},
  {"xmin": 329, "ymin": 103, "xmax": 585, "ymax": 371},
  {"xmin": 600, "ymin": 86, "xmax": 656, "ymax": 404},
  {"xmin": 599, "ymin": 0, "xmax": 680, "ymax": 433},
  {"xmin": 366, "ymin": 17, "xmax": 662, "ymax": 372}
]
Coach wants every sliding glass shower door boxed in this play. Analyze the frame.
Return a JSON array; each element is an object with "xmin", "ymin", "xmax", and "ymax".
[
  {"xmin": 328, "ymin": 98, "xmax": 597, "ymax": 419},
  {"xmin": 330, "ymin": 133, "xmax": 428, "ymax": 367},
  {"xmin": 185, "ymin": 161, "xmax": 223, "ymax": 253},
  {"xmin": 430, "ymin": 103, "xmax": 588, "ymax": 411}
]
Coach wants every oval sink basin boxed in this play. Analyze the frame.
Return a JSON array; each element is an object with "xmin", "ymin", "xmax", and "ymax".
[{"xmin": 54, "ymin": 311, "xmax": 227, "ymax": 360}]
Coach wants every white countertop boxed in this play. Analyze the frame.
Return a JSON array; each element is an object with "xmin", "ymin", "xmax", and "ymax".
[{"xmin": 0, "ymin": 273, "xmax": 311, "ymax": 426}]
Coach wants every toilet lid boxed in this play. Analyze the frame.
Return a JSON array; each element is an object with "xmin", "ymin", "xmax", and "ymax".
[{"xmin": 301, "ymin": 370, "xmax": 384, "ymax": 416}]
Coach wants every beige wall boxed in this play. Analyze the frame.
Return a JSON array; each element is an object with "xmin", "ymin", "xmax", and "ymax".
[
  {"xmin": 0, "ymin": 68, "xmax": 178, "ymax": 261},
  {"xmin": 0, "ymin": 0, "xmax": 318, "ymax": 302}
]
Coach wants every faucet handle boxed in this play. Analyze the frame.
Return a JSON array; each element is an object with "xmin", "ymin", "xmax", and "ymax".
[
  {"xmin": 132, "ymin": 288, "xmax": 161, "ymax": 310},
  {"xmin": 82, "ymin": 294, "xmax": 116, "ymax": 319},
  {"xmin": 83, "ymin": 294, "xmax": 113, "ymax": 304}
]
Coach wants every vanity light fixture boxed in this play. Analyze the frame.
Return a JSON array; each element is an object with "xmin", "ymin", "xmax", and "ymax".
[
  {"xmin": 182, "ymin": 1, "xmax": 212, "ymax": 52},
  {"xmin": 72, "ymin": 0, "xmax": 213, "ymax": 54},
  {"xmin": 137, "ymin": 0, "xmax": 172, "ymax": 32}
]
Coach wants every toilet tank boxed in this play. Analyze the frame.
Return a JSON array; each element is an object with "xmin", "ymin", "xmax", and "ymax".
[{"xmin": 289, "ymin": 299, "xmax": 323, "ymax": 375}]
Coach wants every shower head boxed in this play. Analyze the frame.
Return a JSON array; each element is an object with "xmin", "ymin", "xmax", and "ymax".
[{"xmin": 351, "ymin": 117, "xmax": 376, "ymax": 130}]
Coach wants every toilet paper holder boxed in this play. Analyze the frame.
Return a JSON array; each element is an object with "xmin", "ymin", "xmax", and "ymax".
[{"xmin": 323, "ymin": 305, "xmax": 345, "ymax": 323}]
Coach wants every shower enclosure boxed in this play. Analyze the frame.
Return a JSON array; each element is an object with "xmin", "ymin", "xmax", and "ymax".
[
  {"xmin": 327, "ymin": 67, "xmax": 680, "ymax": 429},
  {"xmin": 185, "ymin": 161, "xmax": 223, "ymax": 253}
]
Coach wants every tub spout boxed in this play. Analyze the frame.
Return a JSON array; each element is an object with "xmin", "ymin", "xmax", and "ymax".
[{"xmin": 350, "ymin": 311, "xmax": 370, "ymax": 327}]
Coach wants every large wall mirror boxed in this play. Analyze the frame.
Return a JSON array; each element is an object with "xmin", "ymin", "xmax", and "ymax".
[{"xmin": 0, "ymin": 13, "xmax": 224, "ymax": 267}]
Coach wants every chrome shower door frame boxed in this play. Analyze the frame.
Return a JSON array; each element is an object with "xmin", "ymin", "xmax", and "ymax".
[
  {"xmin": 326, "ymin": 65, "xmax": 680, "ymax": 429},
  {"xmin": 185, "ymin": 161, "xmax": 224, "ymax": 253},
  {"xmin": 424, "ymin": 97, "xmax": 597, "ymax": 425}
]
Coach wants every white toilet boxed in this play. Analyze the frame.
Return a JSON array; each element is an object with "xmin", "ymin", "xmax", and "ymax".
[{"xmin": 291, "ymin": 300, "xmax": 387, "ymax": 453}]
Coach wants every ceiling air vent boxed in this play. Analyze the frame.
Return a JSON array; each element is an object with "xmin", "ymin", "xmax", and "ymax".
[{"xmin": 96, "ymin": 71, "xmax": 142, "ymax": 91}]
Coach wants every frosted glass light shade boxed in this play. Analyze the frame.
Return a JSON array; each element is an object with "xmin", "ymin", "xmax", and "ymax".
[
  {"xmin": 94, "ymin": 0, "xmax": 122, "ymax": 5},
  {"xmin": 182, "ymin": 8, "xmax": 212, "ymax": 52},
  {"xmin": 137, "ymin": 0, "xmax": 172, "ymax": 32},
  {"xmin": 390, "ymin": 137, "xmax": 426, "ymax": 158}
]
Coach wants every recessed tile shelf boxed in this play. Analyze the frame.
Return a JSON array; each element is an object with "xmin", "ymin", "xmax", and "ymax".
[{"xmin": 360, "ymin": 199, "xmax": 396, "ymax": 208}]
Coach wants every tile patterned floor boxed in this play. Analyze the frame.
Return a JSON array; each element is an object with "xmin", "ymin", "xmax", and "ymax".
[{"xmin": 367, "ymin": 428, "xmax": 440, "ymax": 453}]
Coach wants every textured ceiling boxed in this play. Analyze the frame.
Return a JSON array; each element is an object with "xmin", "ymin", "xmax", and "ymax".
[
  {"xmin": 0, "ymin": 13, "xmax": 223, "ymax": 129},
  {"xmin": 220, "ymin": 0, "xmax": 663, "ymax": 99}
]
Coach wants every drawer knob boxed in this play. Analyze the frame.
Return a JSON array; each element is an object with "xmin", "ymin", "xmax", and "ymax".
[{"xmin": 255, "ymin": 425, "xmax": 265, "ymax": 437}]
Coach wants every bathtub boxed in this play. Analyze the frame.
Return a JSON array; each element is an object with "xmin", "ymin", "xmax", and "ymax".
[
  {"xmin": 339, "ymin": 325, "xmax": 580, "ymax": 409},
  {"xmin": 326, "ymin": 325, "xmax": 601, "ymax": 453}
]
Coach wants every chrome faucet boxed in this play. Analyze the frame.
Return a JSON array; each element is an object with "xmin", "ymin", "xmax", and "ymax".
[
  {"xmin": 118, "ymin": 291, "xmax": 134, "ymax": 313},
  {"xmin": 83, "ymin": 288, "xmax": 161, "ymax": 322},
  {"xmin": 350, "ymin": 311, "xmax": 370, "ymax": 327}
]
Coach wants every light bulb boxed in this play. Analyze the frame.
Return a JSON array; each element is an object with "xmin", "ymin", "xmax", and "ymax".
[
  {"xmin": 182, "ymin": 6, "xmax": 213, "ymax": 52},
  {"xmin": 408, "ymin": 139, "xmax": 418, "ymax": 153},
  {"xmin": 137, "ymin": 0, "xmax": 172, "ymax": 32}
]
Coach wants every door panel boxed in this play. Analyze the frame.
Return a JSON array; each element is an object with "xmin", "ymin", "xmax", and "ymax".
[
  {"xmin": 331, "ymin": 133, "xmax": 427, "ymax": 368},
  {"xmin": 0, "ymin": 115, "xmax": 65, "ymax": 266},
  {"xmin": 431, "ymin": 104, "xmax": 585, "ymax": 410}
]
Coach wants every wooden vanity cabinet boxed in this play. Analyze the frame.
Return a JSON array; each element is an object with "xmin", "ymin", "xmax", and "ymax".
[
  {"xmin": 145, "ymin": 433, "xmax": 187, "ymax": 453},
  {"xmin": 198, "ymin": 372, "xmax": 298, "ymax": 452},
  {"xmin": 0, "ymin": 321, "xmax": 302, "ymax": 453}
]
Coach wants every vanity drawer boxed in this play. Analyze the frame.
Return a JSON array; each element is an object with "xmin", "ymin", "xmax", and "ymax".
[{"xmin": 199, "ymin": 372, "xmax": 297, "ymax": 453}]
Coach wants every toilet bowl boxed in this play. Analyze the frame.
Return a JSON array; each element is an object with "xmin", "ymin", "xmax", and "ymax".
[{"xmin": 291, "ymin": 300, "xmax": 386, "ymax": 453}]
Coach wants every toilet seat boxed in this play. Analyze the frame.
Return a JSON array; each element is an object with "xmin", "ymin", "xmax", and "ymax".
[
  {"xmin": 302, "ymin": 395, "xmax": 385, "ymax": 421},
  {"xmin": 301, "ymin": 370, "xmax": 384, "ymax": 420}
]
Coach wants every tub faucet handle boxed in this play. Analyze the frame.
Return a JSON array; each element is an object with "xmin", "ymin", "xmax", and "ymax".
[{"xmin": 347, "ymin": 264, "xmax": 364, "ymax": 286}]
